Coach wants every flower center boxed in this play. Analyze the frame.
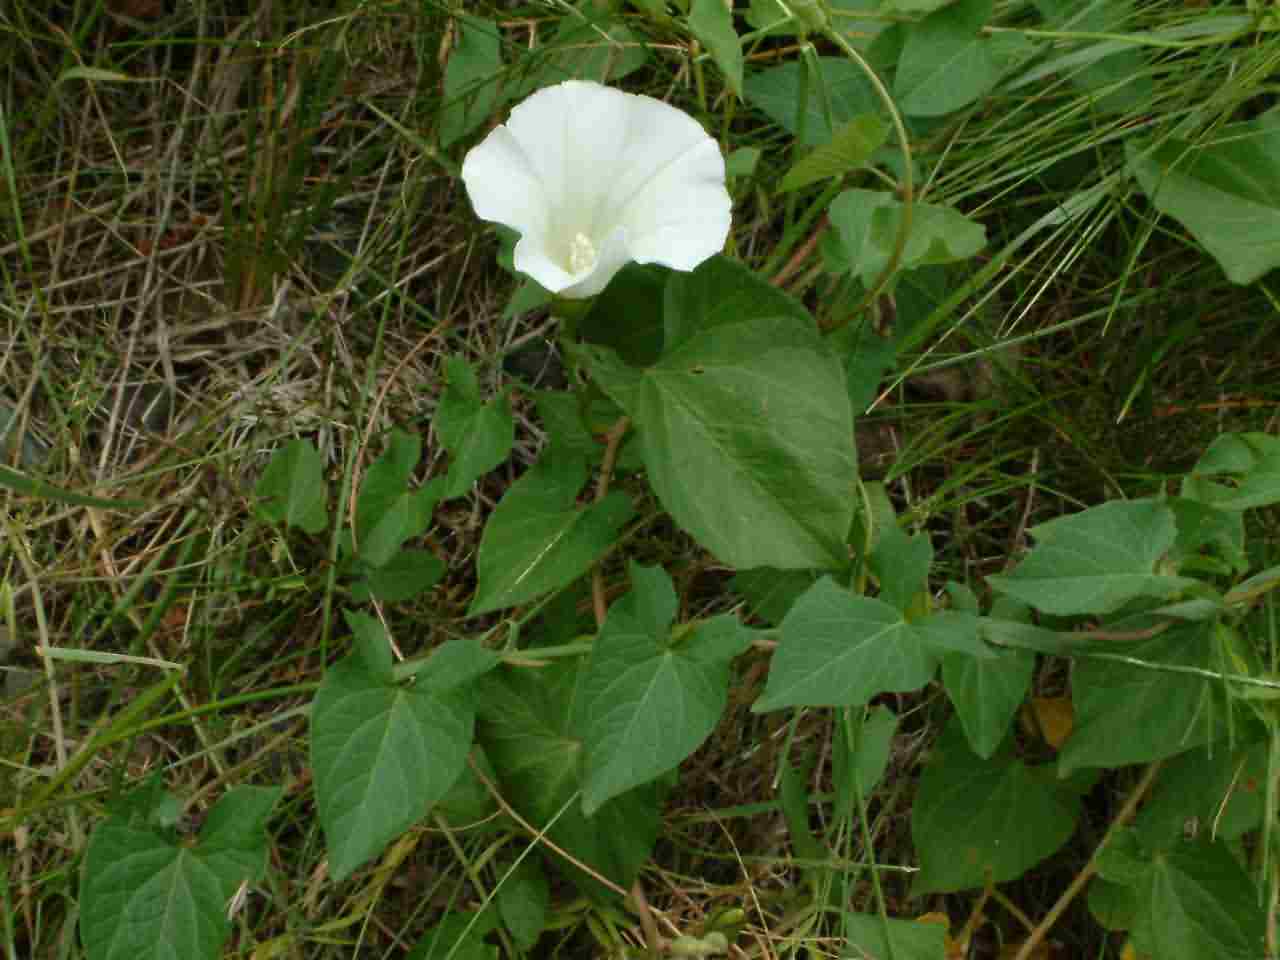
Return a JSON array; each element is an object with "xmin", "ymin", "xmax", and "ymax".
[{"xmin": 567, "ymin": 232, "xmax": 597, "ymax": 275}]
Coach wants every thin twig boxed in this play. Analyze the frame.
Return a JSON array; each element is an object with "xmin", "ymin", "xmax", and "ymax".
[{"xmin": 591, "ymin": 416, "xmax": 631, "ymax": 629}]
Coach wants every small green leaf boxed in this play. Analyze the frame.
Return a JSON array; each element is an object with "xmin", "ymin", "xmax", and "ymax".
[
  {"xmin": 440, "ymin": 15, "xmax": 502, "ymax": 147},
  {"xmin": 496, "ymin": 857, "xmax": 549, "ymax": 951},
  {"xmin": 410, "ymin": 910, "xmax": 499, "ymax": 960},
  {"xmin": 987, "ymin": 499, "xmax": 1197, "ymax": 616},
  {"xmin": 868, "ymin": 522, "xmax": 932, "ymax": 615},
  {"xmin": 894, "ymin": 0, "xmax": 1003, "ymax": 117},
  {"xmin": 833, "ymin": 706, "xmax": 898, "ymax": 815},
  {"xmin": 80, "ymin": 787, "xmax": 279, "ymax": 960},
  {"xmin": 754, "ymin": 578, "xmax": 937, "ymax": 711},
  {"xmin": 354, "ymin": 549, "xmax": 445, "ymax": 603},
  {"xmin": 468, "ymin": 454, "xmax": 633, "ymax": 615},
  {"xmin": 941, "ymin": 643, "xmax": 1035, "ymax": 758},
  {"xmin": 1128, "ymin": 120, "xmax": 1280, "ymax": 285},
  {"xmin": 825, "ymin": 190, "xmax": 987, "ymax": 285},
  {"xmin": 310, "ymin": 614, "xmax": 474, "ymax": 880},
  {"xmin": 688, "ymin": 0, "xmax": 743, "ymax": 96},
  {"xmin": 579, "ymin": 565, "xmax": 751, "ymax": 813},
  {"xmin": 355, "ymin": 431, "xmax": 440, "ymax": 567},
  {"xmin": 912, "ymin": 719, "xmax": 1078, "ymax": 893},
  {"xmin": 1185, "ymin": 432, "xmax": 1280, "ymax": 510},
  {"xmin": 745, "ymin": 58, "xmax": 881, "ymax": 147},
  {"xmin": 255, "ymin": 439, "xmax": 327, "ymax": 534},
  {"xmin": 842, "ymin": 912, "xmax": 948, "ymax": 960},
  {"xmin": 436, "ymin": 357, "xmax": 515, "ymax": 498},
  {"xmin": 779, "ymin": 114, "xmax": 890, "ymax": 193},
  {"xmin": 508, "ymin": 20, "xmax": 649, "ymax": 100}
]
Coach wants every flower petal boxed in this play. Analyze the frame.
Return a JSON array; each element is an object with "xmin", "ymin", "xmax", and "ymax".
[{"xmin": 460, "ymin": 126, "xmax": 551, "ymax": 245}]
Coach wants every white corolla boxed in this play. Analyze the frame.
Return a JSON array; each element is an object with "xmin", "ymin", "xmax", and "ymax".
[{"xmin": 461, "ymin": 80, "xmax": 732, "ymax": 299}]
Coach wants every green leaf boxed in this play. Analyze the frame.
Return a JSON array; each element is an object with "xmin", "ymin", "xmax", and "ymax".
[
  {"xmin": 833, "ymin": 706, "xmax": 898, "ymax": 815},
  {"xmin": 580, "ymin": 565, "xmax": 751, "ymax": 813},
  {"xmin": 688, "ymin": 0, "xmax": 743, "ymax": 96},
  {"xmin": 579, "ymin": 263, "xmax": 670, "ymax": 367},
  {"xmin": 941, "ymin": 642, "xmax": 1034, "ymax": 759},
  {"xmin": 439, "ymin": 15, "xmax": 502, "ymax": 148},
  {"xmin": 754, "ymin": 578, "xmax": 937, "ymax": 710},
  {"xmin": 779, "ymin": 115, "xmax": 890, "ymax": 193},
  {"xmin": 496, "ymin": 856, "xmax": 549, "ymax": 951},
  {"xmin": 477, "ymin": 662, "xmax": 660, "ymax": 897},
  {"xmin": 587, "ymin": 317, "xmax": 856, "ymax": 571},
  {"xmin": 1133, "ymin": 741, "xmax": 1267, "ymax": 848},
  {"xmin": 732, "ymin": 567, "xmax": 822, "ymax": 626},
  {"xmin": 1185, "ymin": 432, "xmax": 1280, "ymax": 511},
  {"xmin": 825, "ymin": 190, "xmax": 987, "ymax": 285},
  {"xmin": 912, "ymin": 719, "xmax": 1079, "ymax": 893},
  {"xmin": 663, "ymin": 255, "xmax": 812, "ymax": 354},
  {"xmin": 410, "ymin": 910, "xmax": 499, "ymax": 960},
  {"xmin": 1058, "ymin": 621, "xmax": 1231, "ymax": 774},
  {"xmin": 254, "ymin": 439, "xmax": 327, "ymax": 534},
  {"xmin": 355, "ymin": 431, "xmax": 440, "ymax": 567},
  {"xmin": 436, "ymin": 357, "xmax": 515, "ymax": 498},
  {"xmin": 894, "ymin": 0, "xmax": 1003, "ymax": 117},
  {"xmin": 868, "ymin": 522, "xmax": 932, "ymax": 615},
  {"xmin": 508, "ymin": 20, "xmax": 649, "ymax": 100},
  {"xmin": 468, "ymin": 455, "xmax": 633, "ymax": 615},
  {"xmin": 80, "ymin": 787, "xmax": 279, "ymax": 960},
  {"xmin": 1131, "ymin": 840, "xmax": 1266, "ymax": 960},
  {"xmin": 842, "ymin": 912, "xmax": 947, "ymax": 960},
  {"xmin": 353, "ymin": 549, "xmax": 445, "ymax": 604},
  {"xmin": 745, "ymin": 58, "xmax": 881, "ymax": 147},
  {"xmin": 310, "ymin": 612, "xmax": 474, "ymax": 880},
  {"xmin": 1128, "ymin": 120, "xmax": 1280, "ymax": 285},
  {"xmin": 986, "ymin": 499, "xmax": 1197, "ymax": 616}
]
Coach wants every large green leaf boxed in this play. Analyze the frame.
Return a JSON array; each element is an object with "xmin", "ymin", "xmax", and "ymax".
[
  {"xmin": 1128, "ymin": 119, "xmax": 1280, "ymax": 285},
  {"xmin": 80, "ymin": 787, "xmax": 279, "ymax": 960},
  {"xmin": 355, "ymin": 431, "xmax": 440, "ymax": 568},
  {"xmin": 744, "ymin": 58, "xmax": 881, "ymax": 146},
  {"xmin": 754, "ymin": 578, "xmax": 937, "ymax": 711},
  {"xmin": 310, "ymin": 612, "xmax": 474, "ymax": 880},
  {"xmin": 1130, "ymin": 840, "xmax": 1267, "ymax": 960},
  {"xmin": 912, "ymin": 720, "xmax": 1078, "ymax": 893},
  {"xmin": 986, "ymin": 499, "xmax": 1197, "ymax": 616},
  {"xmin": 588, "ymin": 319, "xmax": 855, "ymax": 571},
  {"xmin": 477, "ymin": 661, "xmax": 660, "ymax": 897},
  {"xmin": 469, "ymin": 455, "xmax": 633, "ymax": 615},
  {"xmin": 436, "ymin": 356, "xmax": 514, "ymax": 499},
  {"xmin": 439, "ymin": 15, "xmax": 502, "ymax": 147},
  {"xmin": 254, "ymin": 438, "xmax": 327, "ymax": 534},
  {"xmin": 580, "ymin": 565, "xmax": 753, "ymax": 813},
  {"xmin": 1058, "ymin": 621, "xmax": 1231, "ymax": 774},
  {"xmin": 894, "ymin": 0, "xmax": 1002, "ymax": 117}
]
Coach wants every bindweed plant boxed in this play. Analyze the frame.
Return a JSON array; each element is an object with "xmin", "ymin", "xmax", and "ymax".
[{"xmin": 5, "ymin": 0, "xmax": 1278, "ymax": 958}]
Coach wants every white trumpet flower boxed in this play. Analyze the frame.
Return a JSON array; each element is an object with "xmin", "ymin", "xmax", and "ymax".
[{"xmin": 461, "ymin": 80, "xmax": 732, "ymax": 299}]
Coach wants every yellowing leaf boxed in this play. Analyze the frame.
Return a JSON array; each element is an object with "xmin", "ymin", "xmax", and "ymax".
[{"xmin": 1021, "ymin": 696, "xmax": 1074, "ymax": 750}]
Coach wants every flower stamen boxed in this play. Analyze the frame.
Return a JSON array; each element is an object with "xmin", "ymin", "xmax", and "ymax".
[{"xmin": 568, "ymin": 232, "xmax": 598, "ymax": 275}]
